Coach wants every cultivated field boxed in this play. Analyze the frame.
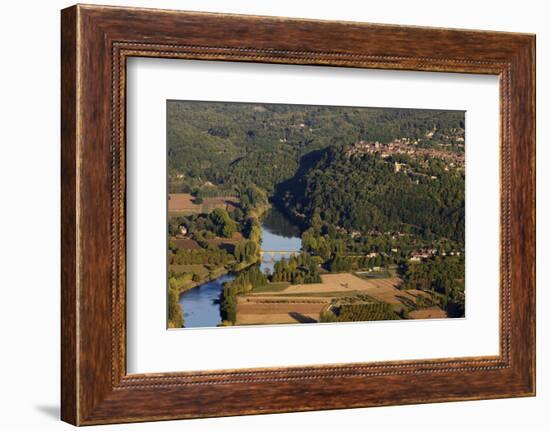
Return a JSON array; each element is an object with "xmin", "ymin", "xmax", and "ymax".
[
  {"xmin": 207, "ymin": 232, "xmax": 243, "ymax": 251},
  {"xmin": 168, "ymin": 193, "xmax": 239, "ymax": 216},
  {"xmin": 258, "ymin": 273, "xmax": 415, "ymax": 304},
  {"xmin": 236, "ymin": 313, "xmax": 321, "ymax": 325},
  {"xmin": 236, "ymin": 273, "xmax": 444, "ymax": 325},
  {"xmin": 172, "ymin": 238, "xmax": 200, "ymax": 250},
  {"xmin": 237, "ymin": 299, "xmax": 327, "ymax": 315},
  {"xmin": 408, "ymin": 307, "xmax": 448, "ymax": 319}
]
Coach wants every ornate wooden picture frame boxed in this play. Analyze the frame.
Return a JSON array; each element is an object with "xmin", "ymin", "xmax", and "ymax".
[{"xmin": 61, "ymin": 4, "xmax": 535, "ymax": 425}]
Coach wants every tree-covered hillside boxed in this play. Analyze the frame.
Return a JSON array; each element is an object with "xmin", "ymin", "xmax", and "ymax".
[
  {"xmin": 167, "ymin": 100, "xmax": 464, "ymax": 194},
  {"xmin": 276, "ymin": 145, "xmax": 465, "ymax": 244}
]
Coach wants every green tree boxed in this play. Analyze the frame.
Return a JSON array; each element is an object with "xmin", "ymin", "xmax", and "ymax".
[{"xmin": 210, "ymin": 208, "xmax": 237, "ymax": 238}]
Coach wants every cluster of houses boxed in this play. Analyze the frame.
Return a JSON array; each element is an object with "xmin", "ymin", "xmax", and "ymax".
[
  {"xmin": 334, "ymin": 225, "xmax": 363, "ymax": 238},
  {"xmin": 336, "ymin": 225, "xmax": 416, "ymax": 241},
  {"xmin": 408, "ymin": 249, "xmax": 462, "ymax": 262},
  {"xmin": 344, "ymin": 137, "xmax": 465, "ymax": 171},
  {"xmin": 358, "ymin": 249, "xmax": 436, "ymax": 262},
  {"xmin": 408, "ymin": 249, "xmax": 437, "ymax": 262}
]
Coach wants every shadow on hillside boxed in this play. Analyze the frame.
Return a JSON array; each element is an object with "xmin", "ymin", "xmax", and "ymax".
[{"xmin": 272, "ymin": 148, "xmax": 328, "ymax": 226}]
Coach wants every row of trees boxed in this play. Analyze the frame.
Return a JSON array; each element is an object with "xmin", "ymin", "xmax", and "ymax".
[
  {"xmin": 170, "ymin": 248, "xmax": 233, "ymax": 266},
  {"xmin": 320, "ymin": 302, "xmax": 399, "ymax": 323},
  {"xmin": 234, "ymin": 240, "xmax": 259, "ymax": 263},
  {"xmin": 221, "ymin": 266, "xmax": 268, "ymax": 323}
]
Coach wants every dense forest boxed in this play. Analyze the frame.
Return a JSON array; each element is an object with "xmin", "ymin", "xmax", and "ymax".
[
  {"xmin": 167, "ymin": 101, "xmax": 465, "ymax": 194},
  {"xmin": 276, "ymin": 145, "xmax": 465, "ymax": 244}
]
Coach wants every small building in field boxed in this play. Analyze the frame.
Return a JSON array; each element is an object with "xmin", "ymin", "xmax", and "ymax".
[{"xmin": 179, "ymin": 224, "xmax": 188, "ymax": 236}]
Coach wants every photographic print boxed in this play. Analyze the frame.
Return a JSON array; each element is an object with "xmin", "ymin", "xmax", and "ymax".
[
  {"xmin": 60, "ymin": 7, "xmax": 536, "ymax": 422},
  {"xmin": 167, "ymin": 101, "xmax": 465, "ymax": 329}
]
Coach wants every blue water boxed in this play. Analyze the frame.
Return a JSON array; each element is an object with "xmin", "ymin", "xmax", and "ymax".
[
  {"xmin": 179, "ymin": 273, "xmax": 234, "ymax": 328},
  {"xmin": 179, "ymin": 207, "xmax": 302, "ymax": 328},
  {"xmin": 259, "ymin": 208, "xmax": 302, "ymax": 273}
]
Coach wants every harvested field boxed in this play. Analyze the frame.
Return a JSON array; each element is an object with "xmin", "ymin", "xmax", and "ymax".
[
  {"xmin": 408, "ymin": 307, "xmax": 448, "ymax": 319},
  {"xmin": 237, "ymin": 299, "xmax": 327, "ymax": 315},
  {"xmin": 168, "ymin": 193, "xmax": 239, "ymax": 216},
  {"xmin": 236, "ymin": 295, "xmax": 328, "ymax": 325},
  {"xmin": 208, "ymin": 232, "xmax": 243, "ymax": 246},
  {"xmin": 236, "ymin": 313, "xmax": 319, "ymax": 325},
  {"xmin": 253, "ymin": 290, "xmax": 370, "ymax": 298},
  {"xmin": 281, "ymin": 273, "xmax": 412, "ymax": 305},
  {"xmin": 172, "ymin": 238, "xmax": 200, "ymax": 250},
  {"xmin": 243, "ymin": 294, "xmax": 335, "ymax": 302},
  {"xmin": 249, "ymin": 282, "xmax": 291, "ymax": 293},
  {"xmin": 248, "ymin": 274, "xmax": 419, "ymax": 305}
]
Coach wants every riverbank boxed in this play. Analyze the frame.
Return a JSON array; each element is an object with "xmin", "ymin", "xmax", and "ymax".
[
  {"xmin": 174, "ymin": 265, "xmax": 229, "ymax": 295},
  {"xmin": 176, "ymin": 257, "xmax": 262, "ymax": 295},
  {"xmin": 247, "ymin": 200, "xmax": 271, "ymax": 221},
  {"xmin": 178, "ymin": 206, "xmax": 304, "ymax": 328}
]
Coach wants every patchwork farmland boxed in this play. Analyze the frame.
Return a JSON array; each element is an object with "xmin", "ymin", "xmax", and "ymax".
[{"xmin": 235, "ymin": 273, "xmax": 446, "ymax": 325}]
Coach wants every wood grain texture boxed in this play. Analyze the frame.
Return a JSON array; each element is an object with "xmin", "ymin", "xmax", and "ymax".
[
  {"xmin": 60, "ymin": 4, "xmax": 536, "ymax": 425},
  {"xmin": 60, "ymin": 5, "xmax": 78, "ymax": 425}
]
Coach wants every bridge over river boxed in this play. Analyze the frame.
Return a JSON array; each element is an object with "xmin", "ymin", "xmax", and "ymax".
[{"xmin": 259, "ymin": 250, "xmax": 301, "ymax": 261}]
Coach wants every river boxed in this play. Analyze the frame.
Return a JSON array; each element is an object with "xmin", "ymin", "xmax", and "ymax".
[{"xmin": 178, "ymin": 206, "xmax": 302, "ymax": 328}]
